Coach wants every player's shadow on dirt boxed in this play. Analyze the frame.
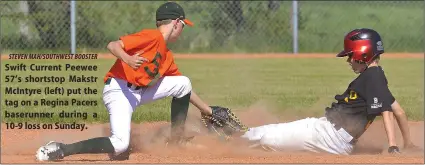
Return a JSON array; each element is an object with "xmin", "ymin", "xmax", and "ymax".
[
  {"xmin": 52, "ymin": 159, "xmax": 111, "ymax": 162},
  {"xmin": 350, "ymin": 136, "xmax": 386, "ymax": 155},
  {"xmin": 351, "ymin": 145, "xmax": 383, "ymax": 155}
]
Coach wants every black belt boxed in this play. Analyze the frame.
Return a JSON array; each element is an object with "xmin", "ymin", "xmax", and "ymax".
[
  {"xmin": 105, "ymin": 77, "xmax": 142, "ymax": 90},
  {"xmin": 127, "ymin": 82, "xmax": 142, "ymax": 90}
]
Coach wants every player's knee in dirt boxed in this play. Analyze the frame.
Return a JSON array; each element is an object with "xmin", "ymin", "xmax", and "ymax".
[
  {"xmin": 173, "ymin": 76, "xmax": 192, "ymax": 98},
  {"xmin": 109, "ymin": 134, "xmax": 130, "ymax": 155}
]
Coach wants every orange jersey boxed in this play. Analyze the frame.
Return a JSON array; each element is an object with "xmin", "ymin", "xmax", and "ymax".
[{"xmin": 104, "ymin": 29, "xmax": 182, "ymax": 87}]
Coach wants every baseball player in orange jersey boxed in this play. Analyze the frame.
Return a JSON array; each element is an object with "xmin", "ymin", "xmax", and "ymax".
[
  {"xmin": 35, "ymin": 2, "xmax": 218, "ymax": 161},
  {"xmin": 239, "ymin": 28, "xmax": 422, "ymax": 155}
]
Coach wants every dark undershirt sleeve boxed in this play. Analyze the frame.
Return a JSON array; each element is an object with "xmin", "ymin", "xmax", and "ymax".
[{"xmin": 365, "ymin": 73, "xmax": 395, "ymax": 115}]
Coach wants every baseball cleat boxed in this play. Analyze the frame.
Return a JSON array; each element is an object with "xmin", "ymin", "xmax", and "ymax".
[
  {"xmin": 109, "ymin": 148, "xmax": 131, "ymax": 161},
  {"xmin": 248, "ymin": 142, "xmax": 277, "ymax": 152},
  {"xmin": 248, "ymin": 143, "xmax": 262, "ymax": 149},
  {"xmin": 35, "ymin": 141, "xmax": 65, "ymax": 161}
]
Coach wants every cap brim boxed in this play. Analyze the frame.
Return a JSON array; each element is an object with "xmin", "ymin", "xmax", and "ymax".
[
  {"xmin": 336, "ymin": 50, "xmax": 349, "ymax": 57},
  {"xmin": 183, "ymin": 19, "xmax": 194, "ymax": 27}
]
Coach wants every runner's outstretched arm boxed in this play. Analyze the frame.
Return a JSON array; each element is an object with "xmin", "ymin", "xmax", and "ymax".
[
  {"xmin": 391, "ymin": 101, "xmax": 416, "ymax": 148},
  {"xmin": 382, "ymin": 110, "xmax": 397, "ymax": 148}
]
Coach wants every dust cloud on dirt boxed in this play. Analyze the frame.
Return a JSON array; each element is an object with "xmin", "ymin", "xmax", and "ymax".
[{"xmin": 1, "ymin": 100, "xmax": 423, "ymax": 163}]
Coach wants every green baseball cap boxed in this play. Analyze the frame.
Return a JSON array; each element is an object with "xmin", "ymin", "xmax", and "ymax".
[{"xmin": 156, "ymin": 2, "xmax": 193, "ymax": 27}]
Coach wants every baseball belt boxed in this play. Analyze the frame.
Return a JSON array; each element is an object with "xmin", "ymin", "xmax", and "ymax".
[{"xmin": 105, "ymin": 77, "xmax": 142, "ymax": 90}]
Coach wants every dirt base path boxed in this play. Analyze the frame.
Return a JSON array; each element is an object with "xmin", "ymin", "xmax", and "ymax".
[{"xmin": 1, "ymin": 118, "xmax": 423, "ymax": 164}]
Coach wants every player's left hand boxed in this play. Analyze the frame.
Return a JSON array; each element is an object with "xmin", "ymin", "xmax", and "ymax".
[{"xmin": 201, "ymin": 106, "xmax": 248, "ymax": 141}]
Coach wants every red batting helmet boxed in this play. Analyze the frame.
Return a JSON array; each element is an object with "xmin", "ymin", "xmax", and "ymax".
[{"xmin": 337, "ymin": 28, "xmax": 384, "ymax": 64}]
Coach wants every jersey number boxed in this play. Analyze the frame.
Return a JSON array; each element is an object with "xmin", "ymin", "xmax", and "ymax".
[
  {"xmin": 143, "ymin": 52, "xmax": 162, "ymax": 86},
  {"xmin": 144, "ymin": 52, "xmax": 162, "ymax": 78}
]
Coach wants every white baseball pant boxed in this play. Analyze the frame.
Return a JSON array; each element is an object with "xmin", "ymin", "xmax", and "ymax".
[
  {"xmin": 240, "ymin": 117, "xmax": 354, "ymax": 155},
  {"xmin": 102, "ymin": 76, "xmax": 192, "ymax": 155}
]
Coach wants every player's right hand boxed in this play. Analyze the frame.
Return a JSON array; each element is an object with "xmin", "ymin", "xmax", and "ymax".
[
  {"xmin": 388, "ymin": 146, "xmax": 401, "ymax": 154},
  {"xmin": 124, "ymin": 51, "xmax": 149, "ymax": 69}
]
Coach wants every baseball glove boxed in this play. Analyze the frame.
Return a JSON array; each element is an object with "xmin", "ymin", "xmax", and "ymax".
[{"xmin": 201, "ymin": 106, "xmax": 248, "ymax": 140}]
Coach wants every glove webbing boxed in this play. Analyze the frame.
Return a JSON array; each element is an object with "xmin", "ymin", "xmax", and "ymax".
[{"xmin": 201, "ymin": 108, "xmax": 248, "ymax": 133}]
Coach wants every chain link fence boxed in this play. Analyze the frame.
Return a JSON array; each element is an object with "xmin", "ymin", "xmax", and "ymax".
[{"xmin": 1, "ymin": 1, "xmax": 423, "ymax": 54}]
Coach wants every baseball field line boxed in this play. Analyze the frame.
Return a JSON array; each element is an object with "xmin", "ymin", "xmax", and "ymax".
[{"xmin": 0, "ymin": 53, "xmax": 423, "ymax": 59}]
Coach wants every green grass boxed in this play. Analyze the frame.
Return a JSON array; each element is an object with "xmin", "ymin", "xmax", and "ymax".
[
  {"xmin": 1, "ymin": 57, "xmax": 423, "ymax": 124},
  {"xmin": 297, "ymin": 1, "xmax": 424, "ymax": 53},
  {"xmin": 2, "ymin": 1, "xmax": 423, "ymax": 53}
]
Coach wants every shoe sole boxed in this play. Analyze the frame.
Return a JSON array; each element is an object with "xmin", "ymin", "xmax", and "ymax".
[{"xmin": 35, "ymin": 141, "xmax": 63, "ymax": 161}]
